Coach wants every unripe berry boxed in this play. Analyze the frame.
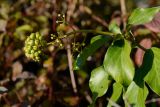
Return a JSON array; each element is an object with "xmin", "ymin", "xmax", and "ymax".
[
  {"xmin": 30, "ymin": 33, "xmax": 36, "ymax": 39},
  {"xmin": 24, "ymin": 32, "xmax": 46, "ymax": 61}
]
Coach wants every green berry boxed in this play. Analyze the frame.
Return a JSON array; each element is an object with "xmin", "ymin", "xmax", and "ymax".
[
  {"xmin": 30, "ymin": 33, "xmax": 36, "ymax": 39},
  {"xmin": 36, "ymin": 32, "xmax": 40, "ymax": 38},
  {"xmin": 35, "ymin": 40, "xmax": 39, "ymax": 45},
  {"xmin": 33, "ymin": 46, "xmax": 38, "ymax": 50},
  {"xmin": 31, "ymin": 50, "xmax": 34, "ymax": 54},
  {"xmin": 24, "ymin": 32, "xmax": 46, "ymax": 61},
  {"xmin": 35, "ymin": 52, "xmax": 39, "ymax": 57}
]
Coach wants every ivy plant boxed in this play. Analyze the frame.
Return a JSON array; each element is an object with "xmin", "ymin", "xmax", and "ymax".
[
  {"xmin": 24, "ymin": 7, "xmax": 160, "ymax": 106},
  {"xmin": 74, "ymin": 7, "xmax": 160, "ymax": 107}
]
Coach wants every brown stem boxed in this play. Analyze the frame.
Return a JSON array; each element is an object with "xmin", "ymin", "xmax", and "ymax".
[
  {"xmin": 66, "ymin": 43, "xmax": 78, "ymax": 94},
  {"xmin": 84, "ymin": 91, "xmax": 92, "ymax": 104},
  {"xmin": 120, "ymin": 0, "xmax": 126, "ymax": 16},
  {"xmin": 120, "ymin": 0, "xmax": 127, "ymax": 30}
]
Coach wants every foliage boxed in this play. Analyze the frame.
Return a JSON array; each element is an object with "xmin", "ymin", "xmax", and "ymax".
[{"xmin": 74, "ymin": 7, "xmax": 160, "ymax": 107}]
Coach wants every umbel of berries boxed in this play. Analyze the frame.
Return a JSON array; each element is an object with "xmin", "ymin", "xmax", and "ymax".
[{"xmin": 24, "ymin": 32, "xmax": 46, "ymax": 61}]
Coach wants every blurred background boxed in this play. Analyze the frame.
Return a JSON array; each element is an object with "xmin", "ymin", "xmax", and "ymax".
[{"xmin": 0, "ymin": 0, "xmax": 160, "ymax": 106}]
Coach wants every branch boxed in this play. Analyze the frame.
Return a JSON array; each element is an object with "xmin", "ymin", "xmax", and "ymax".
[
  {"xmin": 66, "ymin": 43, "xmax": 78, "ymax": 94},
  {"xmin": 120, "ymin": 0, "xmax": 127, "ymax": 30},
  {"xmin": 120, "ymin": 0, "xmax": 126, "ymax": 16},
  {"xmin": 66, "ymin": 29, "xmax": 114, "ymax": 37}
]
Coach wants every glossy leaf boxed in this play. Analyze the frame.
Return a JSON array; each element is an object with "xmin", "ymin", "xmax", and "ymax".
[
  {"xmin": 103, "ymin": 39, "xmax": 135, "ymax": 86},
  {"xmin": 107, "ymin": 82, "xmax": 123, "ymax": 107},
  {"xmin": 124, "ymin": 81, "xmax": 148, "ymax": 107},
  {"xmin": 89, "ymin": 66, "xmax": 109, "ymax": 100},
  {"xmin": 74, "ymin": 35, "xmax": 112, "ymax": 70},
  {"xmin": 144, "ymin": 47, "xmax": 160, "ymax": 95},
  {"xmin": 128, "ymin": 7, "xmax": 160, "ymax": 25}
]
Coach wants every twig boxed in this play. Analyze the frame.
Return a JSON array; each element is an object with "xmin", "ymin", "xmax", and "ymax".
[
  {"xmin": 120, "ymin": 0, "xmax": 127, "ymax": 30},
  {"xmin": 136, "ymin": 43, "xmax": 147, "ymax": 51},
  {"xmin": 84, "ymin": 91, "xmax": 92, "ymax": 104},
  {"xmin": 67, "ymin": 0, "xmax": 77, "ymax": 22},
  {"xmin": 145, "ymin": 98, "xmax": 160, "ymax": 104},
  {"xmin": 120, "ymin": 0, "xmax": 126, "ymax": 17},
  {"xmin": 66, "ymin": 29, "xmax": 114, "ymax": 37},
  {"xmin": 66, "ymin": 43, "xmax": 78, "ymax": 94}
]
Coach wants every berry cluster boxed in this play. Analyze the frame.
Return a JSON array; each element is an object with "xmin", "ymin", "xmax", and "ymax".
[{"xmin": 24, "ymin": 32, "xmax": 46, "ymax": 61}]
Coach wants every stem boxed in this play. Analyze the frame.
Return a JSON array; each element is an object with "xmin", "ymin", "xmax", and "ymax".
[
  {"xmin": 120, "ymin": 0, "xmax": 126, "ymax": 16},
  {"xmin": 120, "ymin": 0, "xmax": 127, "ymax": 30},
  {"xmin": 129, "ymin": 30, "xmax": 147, "ymax": 51},
  {"xmin": 136, "ymin": 43, "xmax": 147, "ymax": 51},
  {"xmin": 66, "ymin": 43, "xmax": 78, "ymax": 94},
  {"xmin": 66, "ymin": 29, "xmax": 114, "ymax": 36},
  {"xmin": 84, "ymin": 91, "xmax": 92, "ymax": 104}
]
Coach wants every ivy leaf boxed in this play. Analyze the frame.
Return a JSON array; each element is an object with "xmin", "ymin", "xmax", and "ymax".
[
  {"xmin": 74, "ymin": 35, "xmax": 112, "ymax": 70},
  {"xmin": 144, "ymin": 47, "xmax": 160, "ymax": 95},
  {"xmin": 107, "ymin": 82, "xmax": 123, "ymax": 107},
  {"xmin": 128, "ymin": 7, "xmax": 160, "ymax": 26},
  {"xmin": 89, "ymin": 66, "xmax": 109, "ymax": 103},
  {"xmin": 124, "ymin": 81, "xmax": 148, "ymax": 107},
  {"xmin": 103, "ymin": 39, "xmax": 135, "ymax": 86}
]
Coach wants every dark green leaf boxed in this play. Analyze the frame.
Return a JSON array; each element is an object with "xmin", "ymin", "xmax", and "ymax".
[
  {"xmin": 144, "ymin": 47, "xmax": 160, "ymax": 95},
  {"xmin": 107, "ymin": 82, "xmax": 123, "ymax": 107},
  {"xmin": 124, "ymin": 81, "xmax": 148, "ymax": 107},
  {"xmin": 103, "ymin": 39, "xmax": 135, "ymax": 86},
  {"xmin": 74, "ymin": 35, "xmax": 112, "ymax": 70},
  {"xmin": 128, "ymin": 7, "xmax": 160, "ymax": 25},
  {"xmin": 89, "ymin": 66, "xmax": 109, "ymax": 101}
]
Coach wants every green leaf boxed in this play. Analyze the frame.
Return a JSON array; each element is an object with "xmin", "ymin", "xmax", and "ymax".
[
  {"xmin": 124, "ymin": 81, "xmax": 148, "ymax": 107},
  {"xmin": 103, "ymin": 39, "xmax": 135, "ymax": 86},
  {"xmin": 144, "ymin": 47, "xmax": 160, "ymax": 95},
  {"xmin": 123, "ymin": 50, "xmax": 150, "ymax": 107},
  {"xmin": 107, "ymin": 82, "xmax": 123, "ymax": 107},
  {"xmin": 89, "ymin": 66, "xmax": 109, "ymax": 101},
  {"xmin": 109, "ymin": 20, "xmax": 121, "ymax": 34},
  {"xmin": 74, "ymin": 35, "xmax": 112, "ymax": 70},
  {"xmin": 128, "ymin": 7, "xmax": 160, "ymax": 25}
]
